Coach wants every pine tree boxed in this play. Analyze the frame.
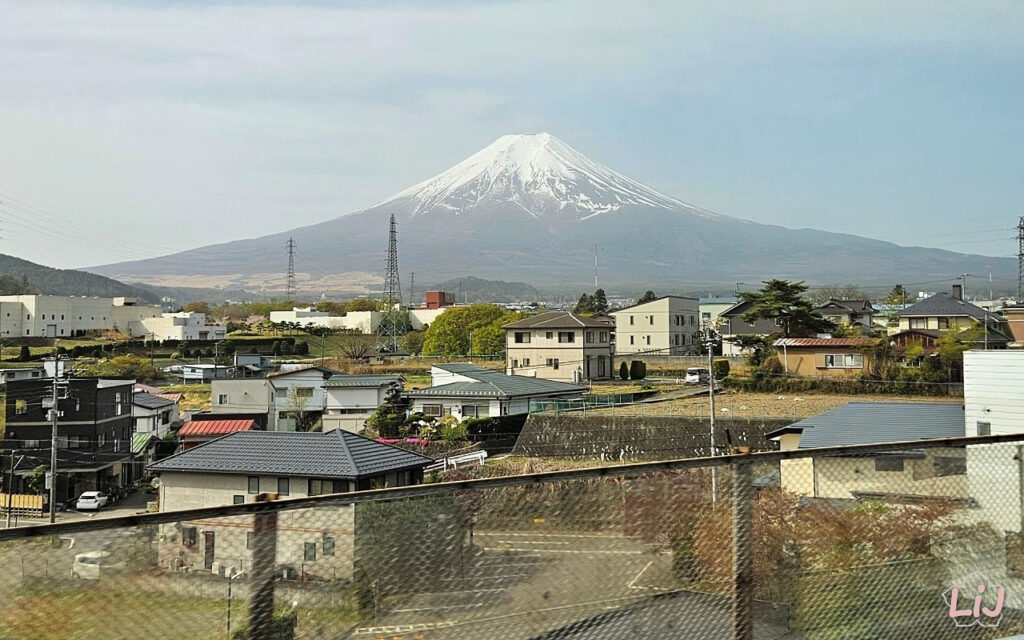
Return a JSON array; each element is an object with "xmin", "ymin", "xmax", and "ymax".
[{"xmin": 619, "ymin": 361, "xmax": 629, "ymax": 380}]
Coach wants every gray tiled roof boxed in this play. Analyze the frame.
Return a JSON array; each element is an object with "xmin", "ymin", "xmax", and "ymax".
[
  {"xmin": 132, "ymin": 392, "xmax": 175, "ymax": 410},
  {"xmin": 766, "ymin": 402, "xmax": 965, "ymax": 449},
  {"xmin": 148, "ymin": 430, "xmax": 432, "ymax": 479},
  {"xmin": 324, "ymin": 374, "xmax": 403, "ymax": 388},
  {"xmin": 502, "ymin": 311, "xmax": 610, "ymax": 329},
  {"xmin": 817, "ymin": 299, "xmax": 877, "ymax": 313},
  {"xmin": 899, "ymin": 293, "xmax": 989, "ymax": 320},
  {"xmin": 409, "ymin": 363, "xmax": 587, "ymax": 398}
]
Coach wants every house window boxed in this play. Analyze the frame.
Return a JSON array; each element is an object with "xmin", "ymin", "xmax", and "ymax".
[
  {"xmin": 514, "ymin": 332, "xmax": 531, "ymax": 344},
  {"xmin": 674, "ymin": 334, "xmax": 680, "ymax": 346},
  {"xmin": 586, "ymin": 331, "xmax": 594, "ymax": 343},
  {"xmin": 599, "ymin": 331, "xmax": 607, "ymax": 343},
  {"xmin": 15, "ymin": 399, "xmax": 27, "ymax": 415},
  {"xmin": 648, "ymin": 316, "xmax": 654, "ymax": 325},
  {"xmin": 183, "ymin": 527, "xmax": 198, "ymax": 547},
  {"xmin": 323, "ymin": 536, "xmax": 335, "ymax": 556},
  {"xmin": 824, "ymin": 354, "xmax": 863, "ymax": 369},
  {"xmin": 909, "ymin": 318, "xmax": 927, "ymax": 329},
  {"xmin": 934, "ymin": 457, "xmax": 967, "ymax": 477},
  {"xmin": 977, "ymin": 421, "xmax": 991, "ymax": 436},
  {"xmin": 248, "ymin": 476, "xmax": 259, "ymax": 494},
  {"xmin": 645, "ymin": 336, "xmax": 651, "ymax": 345},
  {"xmin": 246, "ymin": 532, "xmax": 255, "ymax": 550},
  {"xmin": 294, "ymin": 387, "xmax": 314, "ymax": 398},
  {"xmin": 557, "ymin": 331, "xmax": 575, "ymax": 343},
  {"xmin": 545, "ymin": 331, "xmax": 553, "ymax": 339},
  {"xmin": 277, "ymin": 477, "xmax": 290, "ymax": 496},
  {"xmin": 304, "ymin": 542, "xmax": 316, "ymax": 561},
  {"xmin": 937, "ymin": 318, "xmax": 950, "ymax": 329},
  {"xmin": 546, "ymin": 358, "xmax": 560, "ymax": 370},
  {"xmin": 462, "ymin": 405, "xmax": 479, "ymax": 418},
  {"xmin": 629, "ymin": 316, "xmax": 634, "ymax": 325},
  {"xmin": 98, "ymin": 433, "xmax": 106, "ymax": 447},
  {"xmin": 24, "ymin": 439, "xmax": 41, "ymax": 448},
  {"xmin": 233, "ymin": 495, "xmax": 244, "ymax": 505},
  {"xmin": 423, "ymin": 404, "xmax": 443, "ymax": 417},
  {"xmin": 511, "ymin": 358, "xmax": 518, "ymax": 368},
  {"xmin": 218, "ymin": 394, "xmax": 229, "ymax": 405},
  {"xmin": 629, "ymin": 336, "xmax": 634, "ymax": 345},
  {"xmin": 874, "ymin": 457, "xmax": 904, "ymax": 472},
  {"xmin": 522, "ymin": 358, "xmax": 530, "ymax": 366},
  {"xmin": 309, "ymin": 479, "xmax": 345, "ymax": 496}
]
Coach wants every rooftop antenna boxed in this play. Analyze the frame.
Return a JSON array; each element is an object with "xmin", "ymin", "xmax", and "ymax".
[
  {"xmin": 376, "ymin": 214, "xmax": 405, "ymax": 354},
  {"xmin": 285, "ymin": 238, "xmax": 296, "ymax": 300}
]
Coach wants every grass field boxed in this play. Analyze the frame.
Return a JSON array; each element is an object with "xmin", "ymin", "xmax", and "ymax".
[{"xmin": 163, "ymin": 384, "xmax": 211, "ymax": 411}]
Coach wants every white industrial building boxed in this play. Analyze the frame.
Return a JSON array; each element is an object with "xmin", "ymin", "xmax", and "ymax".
[
  {"xmin": 131, "ymin": 312, "xmax": 227, "ymax": 341},
  {"xmin": 269, "ymin": 306, "xmax": 453, "ymax": 335}
]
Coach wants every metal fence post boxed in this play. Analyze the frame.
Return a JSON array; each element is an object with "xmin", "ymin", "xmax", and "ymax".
[
  {"xmin": 732, "ymin": 452, "xmax": 754, "ymax": 640},
  {"xmin": 250, "ymin": 493, "xmax": 279, "ymax": 640}
]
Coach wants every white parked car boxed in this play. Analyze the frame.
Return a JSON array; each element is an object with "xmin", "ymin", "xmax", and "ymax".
[
  {"xmin": 71, "ymin": 551, "xmax": 126, "ymax": 580},
  {"xmin": 76, "ymin": 491, "xmax": 109, "ymax": 511},
  {"xmin": 684, "ymin": 368, "xmax": 710, "ymax": 385}
]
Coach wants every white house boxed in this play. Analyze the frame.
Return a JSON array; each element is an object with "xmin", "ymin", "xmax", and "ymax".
[
  {"xmin": 611, "ymin": 296, "xmax": 700, "ymax": 355},
  {"xmin": 405, "ymin": 363, "xmax": 587, "ymax": 421},
  {"xmin": 322, "ymin": 374, "xmax": 403, "ymax": 433},
  {"xmin": 0, "ymin": 367, "xmax": 45, "ymax": 384},
  {"xmin": 132, "ymin": 391, "xmax": 180, "ymax": 438}
]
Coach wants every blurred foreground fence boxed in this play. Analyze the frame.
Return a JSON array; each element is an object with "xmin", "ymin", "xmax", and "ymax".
[{"xmin": 5, "ymin": 435, "xmax": 1024, "ymax": 639}]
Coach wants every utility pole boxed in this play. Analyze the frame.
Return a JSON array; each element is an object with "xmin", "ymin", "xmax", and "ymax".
[
  {"xmin": 45, "ymin": 359, "xmax": 68, "ymax": 524},
  {"xmin": 1018, "ymin": 217, "xmax": 1024, "ymax": 302},
  {"xmin": 957, "ymin": 273, "xmax": 971, "ymax": 300},
  {"xmin": 703, "ymin": 321, "xmax": 718, "ymax": 503},
  {"xmin": 6, "ymin": 450, "xmax": 23, "ymax": 529},
  {"xmin": 409, "ymin": 271, "xmax": 415, "ymax": 308}
]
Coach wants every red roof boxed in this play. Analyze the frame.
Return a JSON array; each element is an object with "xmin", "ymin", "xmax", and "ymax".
[
  {"xmin": 178, "ymin": 419, "xmax": 256, "ymax": 438},
  {"xmin": 773, "ymin": 338, "xmax": 875, "ymax": 348}
]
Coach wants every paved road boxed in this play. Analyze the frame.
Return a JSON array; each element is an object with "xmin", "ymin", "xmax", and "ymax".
[{"xmin": 2, "ymin": 490, "xmax": 152, "ymax": 529}]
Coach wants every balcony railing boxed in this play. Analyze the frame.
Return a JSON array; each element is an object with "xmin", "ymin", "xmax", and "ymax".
[{"xmin": 3, "ymin": 434, "xmax": 1024, "ymax": 639}]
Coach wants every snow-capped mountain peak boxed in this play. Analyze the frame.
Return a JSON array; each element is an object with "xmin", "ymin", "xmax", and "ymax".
[{"xmin": 378, "ymin": 133, "xmax": 721, "ymax": 220}]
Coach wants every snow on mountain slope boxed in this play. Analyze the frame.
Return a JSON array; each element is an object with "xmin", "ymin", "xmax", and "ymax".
[{"xmin": 377, "ymin": 132, "xmax": 724, "ymax": 221}]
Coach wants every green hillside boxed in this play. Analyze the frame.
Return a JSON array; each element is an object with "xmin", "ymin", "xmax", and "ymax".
[{"xmin": 0, "ymin": 254, "xmax": 161, "ymax": 302}]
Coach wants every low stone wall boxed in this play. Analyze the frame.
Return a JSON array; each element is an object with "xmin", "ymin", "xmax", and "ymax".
[{"xmin": 512, "ymin": 414, "xmax": 793, "ymax": 459}]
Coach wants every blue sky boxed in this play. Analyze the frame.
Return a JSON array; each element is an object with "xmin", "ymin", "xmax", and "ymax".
[{"xmin": 0, "ymin": 0, "xmax": 1021, "ymax": 269}]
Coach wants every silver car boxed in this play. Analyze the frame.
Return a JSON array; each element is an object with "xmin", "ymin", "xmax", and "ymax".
[
  {"xmin": 684, "ymin": 368, "xmax": 710, "ymax": 385},
  {"xmin": 75, "ymin": 491, "xmax": 109, "ymax": 511}
]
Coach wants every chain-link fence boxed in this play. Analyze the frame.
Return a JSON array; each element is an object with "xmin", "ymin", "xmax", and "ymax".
[{"xmin": 3, "ymin": 435, "xmax": 1024, "ymax": 639}]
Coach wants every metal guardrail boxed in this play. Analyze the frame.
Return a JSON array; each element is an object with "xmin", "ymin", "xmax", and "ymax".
[{"xmin": 3, "ymin": 433, "xmax": 1024, "ymax": 639}]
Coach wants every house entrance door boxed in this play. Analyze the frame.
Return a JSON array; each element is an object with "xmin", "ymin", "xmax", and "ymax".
[
  {"xmin": 203, "ymin": 531, "xmax": 215, "ymax": 569},
  {"xmin": 46, "ymin": 325, "xmax": 57, "ymax": 338}
]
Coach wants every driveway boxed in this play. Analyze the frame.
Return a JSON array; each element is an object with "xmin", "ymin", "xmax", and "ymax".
[{"xmin": 3, "ymin": 490, "xmax": 153, "ymax": 528}]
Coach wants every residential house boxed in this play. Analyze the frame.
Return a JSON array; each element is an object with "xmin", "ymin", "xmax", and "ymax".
[
  {"xmin": 148, "ymin": 430, "xmax": 432, "ymax": 578},
  {"xmin": 210, "ymin": 366, "xmax": 340, "ymax": 431},
  {"xmin": 177, "ymin": 418, "xmax": 257, "ymax": 450},
  {"xmin": 132, "ymin": 391, "xmax": 179, "ymax": 438},
  {"xmin": 698, "ymin": 296, "xmax": 739, "ymax": 327},
  {"xmin": 610, "ymin": 296, "xmax": 700, "ymax": 356},
  {"xmin": 233, "ymin": 353, "xmax": 275, "ymax": 374},
  {"xmin": 718, "ymin": 300, "xmax": 785, "ymax": 356},
  {"xmin": 773, "ymin": 337, "xmax": 876, "ymax": 377},
  {"xmin": 2, "ymin": 377, "xmax": 135, "ymax": 505},
  {"xmin": 815, "ymin": 299, "xmax": 877, "ymax": 334},
  {"xmin": 322, "ymin": 374, "xmax": 403, "ymax": 433},
  {"xmin": 503, "ymin": 312, "xmax": 613, "ymax": 382},
  {"xmin": 405, "ymin": 363, "xmax": 586, "ymax": 421},
  {"xmin": 1000, "ymin": 305, "xmax": 1024, "ymax": 348},
  {"xmin": 0, "ymin": 367, "xmax": 45, "ymax": 384},
  {"xmin": 896, "ymin": 285, "xmax": 1010, "ymax": 347},
  {"xmin": 178, "ymin": 364, "xmax": 247, "ymax": 383},
  {"xmin": 767, "ymin": 402, "xmax": 967, "ymax": 502}
]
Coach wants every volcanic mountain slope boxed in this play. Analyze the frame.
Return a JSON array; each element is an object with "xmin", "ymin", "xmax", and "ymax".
[{"xmin": 90, "ymin": 133, "xmax": 1014, "ymax": 293}]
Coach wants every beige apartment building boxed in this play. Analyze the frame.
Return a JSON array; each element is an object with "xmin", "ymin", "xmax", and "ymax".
[
  {"xmin": 503, "ymin": 312, "xmax": 613, "ymax": 382},
  {"xmin": 611, "ymin": 295, "xmax": 700, "ymax": 355}
]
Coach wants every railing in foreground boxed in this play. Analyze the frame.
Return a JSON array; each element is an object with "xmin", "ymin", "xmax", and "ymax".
[{"xmin": 3, "ymin": 434, "xmax": 1024, "ymax": 639}]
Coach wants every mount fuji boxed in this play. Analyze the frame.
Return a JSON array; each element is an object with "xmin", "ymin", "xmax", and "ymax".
[{"xmin": 90, "ymin": 133, "xmax": 1013, "ymax": 294}]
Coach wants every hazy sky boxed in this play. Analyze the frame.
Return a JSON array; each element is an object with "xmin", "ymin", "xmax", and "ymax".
[{"xmin": 1, "ymin": 0, "xmax": 1022, "ymax": 269}]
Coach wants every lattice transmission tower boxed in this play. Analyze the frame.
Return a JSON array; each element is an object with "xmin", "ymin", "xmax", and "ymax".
[
  {"xmin": 376, "ymin": 215, "xmax": 405, "ymax": 354},
  {"xmin": 285, "ymin": 238, "xmax": 296, "ymax": 300}
]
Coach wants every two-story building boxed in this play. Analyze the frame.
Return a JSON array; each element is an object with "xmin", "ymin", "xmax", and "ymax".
[
  {"xmin": 148, "ymin": 430, "xmax": 432, "ymax": 579},
  {"xmin": 718, "ymin": 300, "xmax": 786, "ymax": 356},
  {"xmin": 2, "ymin": 376, "xmax": 135, "ymax": 505},
  {"xmin": 610, "ymin": 296, "xmax": 700, "ymax": 355},
  {"xmin": 210, "ymin": 366, "xmax": 342, "ymax": 431},
  {"xmin": 322, "ymin": 374, "xmax": 403, "ymax": 433},
  {"xmin": 503, "ymin": 312, "xmax": 613, "ymax": 382},
  {"xmin": 131, "ymin": 311, "xmax": 228, "ymax": 341},
  {"xmin": 815, "ymin": 299, "xmax": 877, "ymax": 334},
  {"xmin": 132, "ymin": 391, "xmax": 179, "ymax": 438},
  {"xmin": 405, "ymin": 363, "xmax": 586, "ymax": 421},
  {"xmin": 895, "ymin": 285, "xmax": 1010, "ymax": 347}
]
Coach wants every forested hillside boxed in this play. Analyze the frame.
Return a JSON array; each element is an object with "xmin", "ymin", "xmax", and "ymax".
[{"xmin": 0, "ymin": 254, "xmax": 161, "ymax": 302}]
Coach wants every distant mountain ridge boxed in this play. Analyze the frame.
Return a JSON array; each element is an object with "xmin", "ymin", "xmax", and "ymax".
[
  {"xmin": 0, "ymin": 254, "xmax": 161, "ymax": 302},
  {"xmin": 89, "ymin": 133, "xmax": 1016, "ymax": 292}
]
